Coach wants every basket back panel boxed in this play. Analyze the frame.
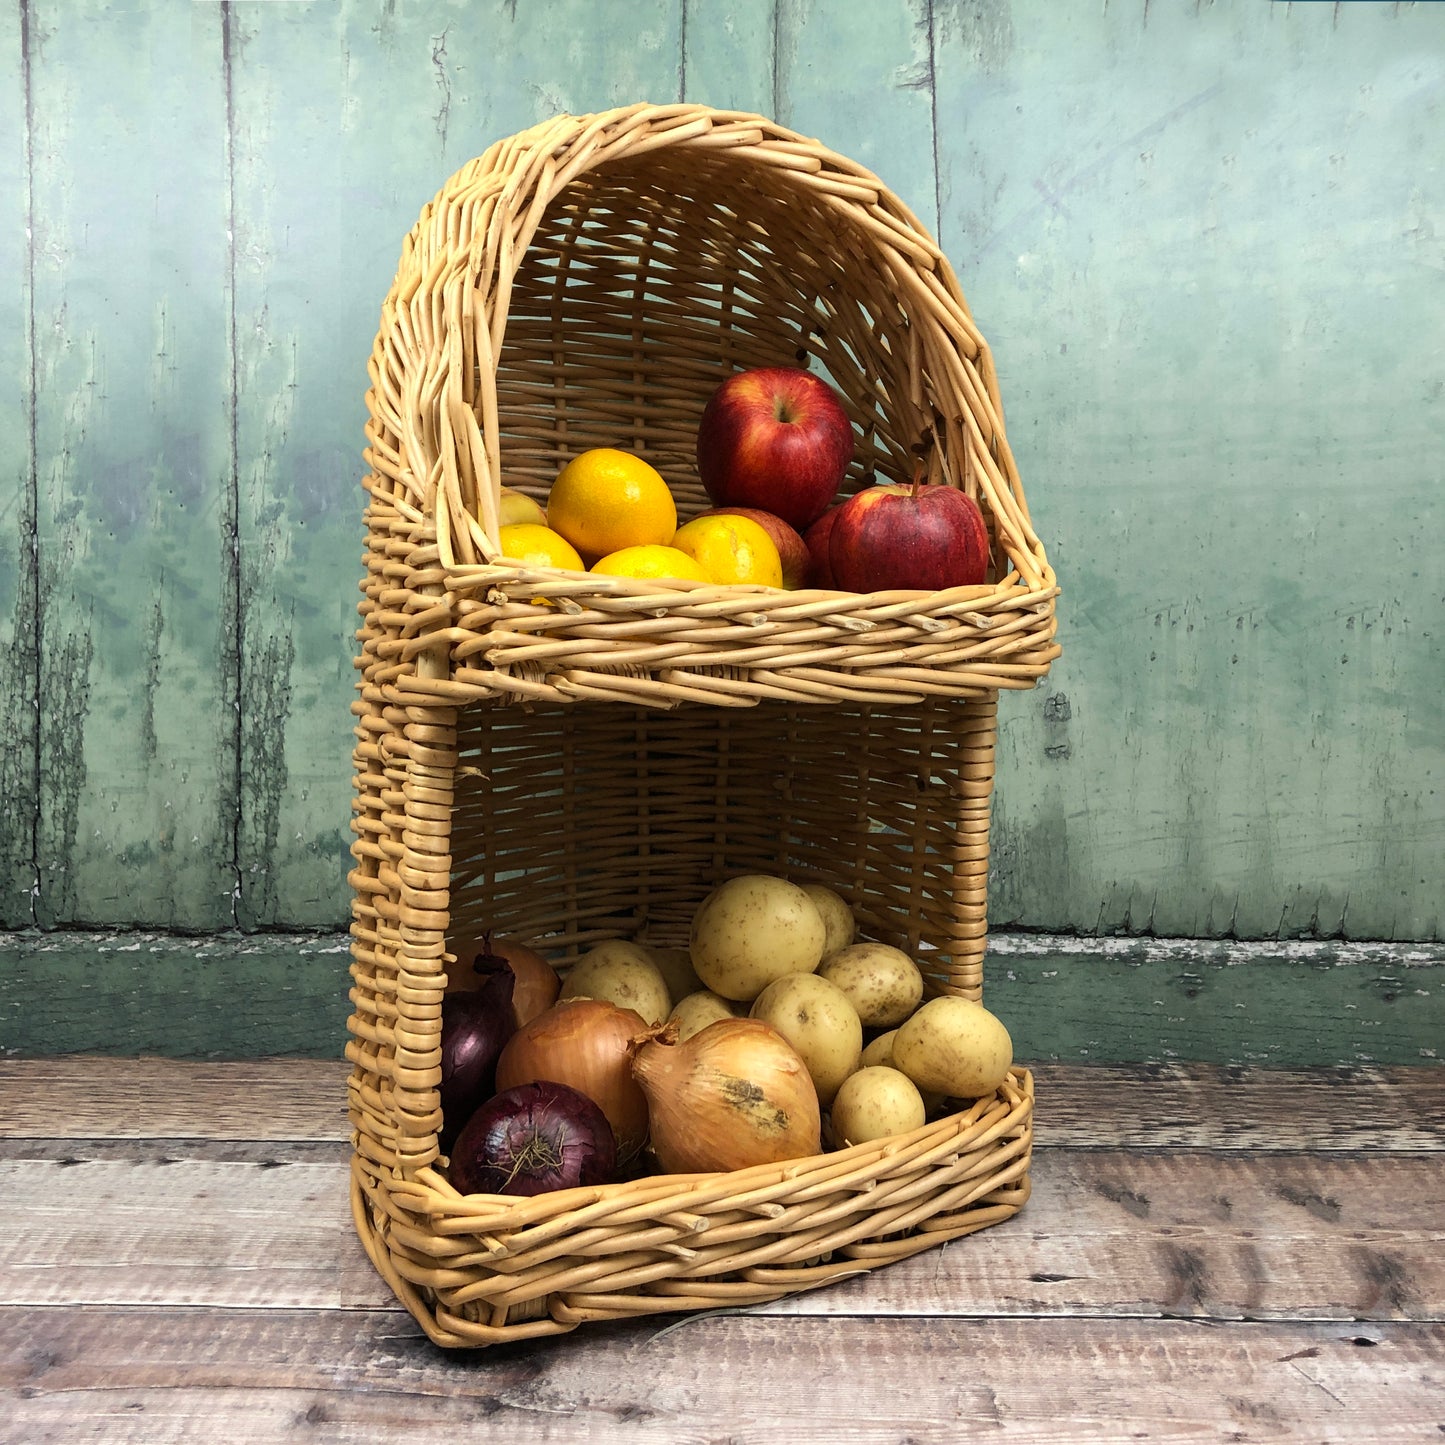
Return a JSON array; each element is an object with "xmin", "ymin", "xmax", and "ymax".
[{"xmin": 447, "ymin": 695, "xmax": 996, "ymax": 998}]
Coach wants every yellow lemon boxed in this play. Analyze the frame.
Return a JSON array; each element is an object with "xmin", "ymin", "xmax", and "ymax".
[
  {"xmin": 590, "ymin": 545, "xmax": 710, "ymax": 583},
  {"xmin": 671, "ymin": 512, "xmax": 783, "ymax": 588},
  {"xmin": 498, "ymin": 486, "xmax": 548, "ymax": 529},
  {"xmin": 497, "ymin": 522, "xmax": 585, "ymax": 571},
  {"xmin": 547, "ymin": 448, "xmax": 677, "ymax": 560}
]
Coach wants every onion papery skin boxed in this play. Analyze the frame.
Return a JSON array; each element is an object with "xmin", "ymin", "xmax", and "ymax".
[
  {"xmin": 448, "ymin": 933, "xmax": 561, "ymax": 1029},
  {"xmin": 631, "ymin": 1017, "xmax": 822, "ymax": 1175},
  {"xmin": 438, "ymin": 969, "xmax": 517, "ymax": 1151},
  {"xmin": 448, "ymin": 1081, "xmax": 616, "ymax": 1197},
  {"xmin": 494, "ymin": 997, "xmax": 652, "ymax": 1161}
]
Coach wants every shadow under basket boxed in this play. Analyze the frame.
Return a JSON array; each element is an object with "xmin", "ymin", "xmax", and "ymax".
[{"xmin": 346, "ymin": 104, "xmax": 1058, "ymax": 1349}]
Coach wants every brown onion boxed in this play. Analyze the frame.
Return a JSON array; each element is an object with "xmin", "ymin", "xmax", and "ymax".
[
  {"xmin": 449, "ymin": 933, "xmax": 561, "ymax": 1029},
  {"xmin": 631, "ymin": 1017, "xmax": 821, "ymax": 1175},
  {"xmin": 494, "ymin": 997, "xmax": 651, "ymax": 1160}
]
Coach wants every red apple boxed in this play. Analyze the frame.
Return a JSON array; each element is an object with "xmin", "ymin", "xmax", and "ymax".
[
  {"xmin": 696, "ymin": 367, "xmax": 854, "ymax": 531},
  {"xmin": 829, "ymin": 478, "xmax": 990, "ymax": 593},
  {"xmin": 694, "ymin": 506, "xmax": 809, "ymax": 589},
  {"xmin": 802, "ymin": 505, "xmax": 843, "ymax": 589}
]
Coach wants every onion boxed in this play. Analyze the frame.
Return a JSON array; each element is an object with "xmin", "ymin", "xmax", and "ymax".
[
  {"xmin": 438, "ymin": 968, "xmax": 516, "ymax": 1150},
  {"xmin": 448, "ymin": 1081, "xmax": 616, "ymax": 1196},
  {"xmin": 494, "ymin": 997, "xmax": 652, "ymax": 1161},
  {"xmin": 631, "ymin": 1017, "xmax": 822, "ymax": 1174},
  {"xmin": 449, "ymin": 933, "xmax": 561, "ymax": 1029}
]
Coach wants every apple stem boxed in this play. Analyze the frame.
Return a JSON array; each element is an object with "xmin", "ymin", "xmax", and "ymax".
[{"xmin": 910, "ymin": 461, "xmax": 926, "ymax": 499}]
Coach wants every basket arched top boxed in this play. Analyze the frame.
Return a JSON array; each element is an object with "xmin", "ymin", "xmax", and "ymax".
[{"xmin": 363, "ymin": 102, "xmax": 1049, "ymax": 591}]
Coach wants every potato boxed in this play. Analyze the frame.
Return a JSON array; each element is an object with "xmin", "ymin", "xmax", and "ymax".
[
  {"xmin": 559, "ymin": 940, "xmax": 672, "ymax": 1025},
  {"xmin": 818, "ymin": 942, "xmax": 924, "ymax": 1029},
  {"xmin": 891, "ymin": 996, "xmax": 1013, "ymax": 1099},
  {"xmin": 857, "ymin": 1028, "xmax": 946, "ymax": 1114},
  {"xmin": 689, "ymin": 874, "xmax": 827, "ymax": 1002},
  {"xmin": 830, "ymin": 1066, "xmax": 926, "ymax": 1147},
  {"xmin": 667, "ymin": 989, "xmax": 740, "ymax": 1041},
  {"xmin": 649, "ymin": 945, "xmax": 702, "ymax": 1004},
  {"xmin": 859, "ymin": 1029, "xmax": 899, "ymax": 1070},
  {"xmin": 800, "ymin": 883, "xmax": 855, "ymax": 959},
  {"xmin": 750, "ymin": 972, "xmax": 862, "ymax": 1107}
]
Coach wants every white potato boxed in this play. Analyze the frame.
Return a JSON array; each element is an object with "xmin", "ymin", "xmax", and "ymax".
[
  {"xmin": 857, "ymin": 1028, "xmax": 946, "ymax": 1114},
  {"xmin": 800, "ymin": 883, "xmax": 855, "ymax": 959},
  {"xmin": 689, "ymin": 874, "xmax": 827, "ymax": 1002},
  {"xmin": 559, "ymin": 940, "xmax": 672, "ymax": 1025},
  {"xmin": 830, "ymin": 1066, "xmax": 926, "ymax": 1146},
  {"xmin": 649, "ymin": 945, "xmax": 702, "ymax": 1004},
  {"xmin": 891, "ymin": 996, "xmax": 1013, "ymax": 1099},
  {"xmin": 750, "ymin": 972, "xmax": 862, "ymax": 1107},
  {"xmin": 818, "ymin": 942, "xmax": 924, "ymax": 1029},
  {"xmin": 859, "ymin": 1029, "xmax": 899, "ymax": 1070},
  {"xmin": 667, "ymin": 989, "xmax": 740, "ymax": 1041}
]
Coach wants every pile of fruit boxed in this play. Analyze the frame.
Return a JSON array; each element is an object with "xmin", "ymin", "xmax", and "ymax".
[
  {"xmin": 437, "ymin": 873, "xmax": 1015, "ymax": 1198},
  {"xmin": 494, "ymin": 366, "xmax": 991, "ymax": 594}
]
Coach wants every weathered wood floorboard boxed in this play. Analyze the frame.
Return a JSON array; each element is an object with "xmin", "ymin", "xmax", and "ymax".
[
  {"xmin": 2, "ymin": 1309, "xmax": 1441, "ymax": 1444},
  {"xmin": 3, "ymin": 1057, "xmax": 1440, "ymax": 1151},
  {"xmin": 2, "ymin": 1059, "xmax": 1441, "ymax": 1440},
  {"xmin": 1, "ymin": 1144, "xmax": 1439, "ymax": 1322}
]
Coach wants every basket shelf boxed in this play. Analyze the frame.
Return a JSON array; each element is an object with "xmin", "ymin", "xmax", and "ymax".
[{"xmin": 347, "ymin": 102, "xmax": 1058, "ymax": 1348}]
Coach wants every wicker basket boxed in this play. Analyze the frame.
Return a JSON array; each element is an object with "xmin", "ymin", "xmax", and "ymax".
[{"xmin": 347, "ymin": 103, "xmax": 1059, "ymax": 1348}]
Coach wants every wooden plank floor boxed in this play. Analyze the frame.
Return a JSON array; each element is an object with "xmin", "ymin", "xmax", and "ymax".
[{"xmin": 1, "ymin": 1061, "xmax": 1441, "ymax": 1442}]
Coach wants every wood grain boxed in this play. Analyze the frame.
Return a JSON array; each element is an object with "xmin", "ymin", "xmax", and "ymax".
[
  {"xmin": 3, "ymin": 1057, "xmax": 1441, "ymax": 1152},
  {"xmin": 2, "ymin": 1308, "xmax": 1440, "ymax": 1443},
  {"xmin": 9, "ymin": 1054, "xmax": 1437, "ymax": 1326},
  {"xmin": 1, "ymin": 1136, "xmax": 1438, "ymax": 1322},
  {"xmin": 0, "ymin": 0, "xmax": 36, "ymax": 928},
  {"xmin": 0, "ymin": 1057, "xmax": 351, "ymax": 1141},
  {"xmin": 3, "ymin": 1058, "xmax": 1441, "ymax": 1438},
  {"xmin": 27, "ymin": 0, "xmax": 235, "ymax": 929}
]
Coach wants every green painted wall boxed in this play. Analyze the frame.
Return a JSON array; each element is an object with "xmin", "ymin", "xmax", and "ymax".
[{"xmin": 0, "ymin": 0, "xmax": 1440, "ymax": 941}]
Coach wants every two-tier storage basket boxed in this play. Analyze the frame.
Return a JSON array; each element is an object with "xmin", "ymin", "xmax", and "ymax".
[{"xmin": 347, "ymin": 103, "xmax": 1059, "ymax": 1349}]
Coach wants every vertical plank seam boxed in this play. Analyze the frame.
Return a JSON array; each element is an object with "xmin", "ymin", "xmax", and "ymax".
[
  {"xmin": 20, "ymin": 0, "xmax": 40, "ymax": 927},
  {"xmin": 221, "ymin": 1, "xmax": 243, "ymax": 928},
  {"xmin": 771, "ymin": 0, "xmax": 781, "ymax": 122},
  {"xmin": 925, "ymin": 0, "xmax": 942, "ymax": 243},
  {"xmin": 677, "ymin": 0, "xmax": 687, "ymax": 104}
]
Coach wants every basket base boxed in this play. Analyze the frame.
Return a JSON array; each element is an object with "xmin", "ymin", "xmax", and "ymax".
[{"xmin": 350, "ymin": 1068, "xmax": 1034, "ymax": 1350}]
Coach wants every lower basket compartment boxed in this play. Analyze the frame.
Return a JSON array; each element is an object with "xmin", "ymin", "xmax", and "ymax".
[
  {"xmin": 347, "ymin": 694, "xmax": 1030, "ymax": 1347},
  {"xmin": 351, "ymin": 1070, "xmax": 1032, "ymax": 1348}
]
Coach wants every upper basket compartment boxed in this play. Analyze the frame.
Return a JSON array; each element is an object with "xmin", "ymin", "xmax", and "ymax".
[{"xmin": 361, "ymin": 102, "xmax": 1059, "ymax": 709}]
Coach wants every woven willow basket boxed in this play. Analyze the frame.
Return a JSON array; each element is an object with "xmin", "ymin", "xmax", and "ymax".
[{"xmin": 347, "ymin": 103, "xmax": 1059, "ymax": 1349}]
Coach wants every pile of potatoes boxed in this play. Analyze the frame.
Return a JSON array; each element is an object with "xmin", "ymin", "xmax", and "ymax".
[{"xmin": 556, "ymin": 872, "xmax": 1015, "ymax": 1150}]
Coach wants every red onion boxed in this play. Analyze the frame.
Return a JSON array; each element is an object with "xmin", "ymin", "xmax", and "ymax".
[
  {"xmin": 438, "ymin": 968, "xmax": 515, "ymax": 1150},
  {"xmin": 449, "ymin": 933, "xmax": 561, "ymax": 1028},
  {"xmin": 448, "ymin": 1081, "xmax": 617, "ymax": 1196}
]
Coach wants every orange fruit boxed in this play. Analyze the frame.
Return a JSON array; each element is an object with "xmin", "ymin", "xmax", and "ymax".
[
  {"xmin": 590, "ymin": 545, "xmax": 710, "ymax": 583},
  {"xmin": 497, "ymin": 522, "xmax": 585, "ymax": 572},
  {"xmin": 547, "ymin": 448, "xmax": 677, "ymax": 559},
  {"xmin": 671, "ymin": 513, "xmax": 783, "ymax": 588}
]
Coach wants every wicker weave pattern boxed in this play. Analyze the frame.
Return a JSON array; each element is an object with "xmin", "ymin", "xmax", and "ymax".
[{"xmin": 348, "ymin": 103, "xmax": 1055, "ymax": 1348}]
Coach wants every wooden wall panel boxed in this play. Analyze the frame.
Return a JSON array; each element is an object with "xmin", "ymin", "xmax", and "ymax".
[
  {"xmin": 0, "ymin": 0, "xmax": 37, "ymax": 926},
  {"xmin": 27, "ymin": 0, "xmax": 235, "ymax": 929},
  {"xmin": 933, "ymin": 0, "xmax": 1445, "ymax": 940},
  {"xmin": 227, "ymin": 0, "xmax": 686, "ymax": 926},
  {"xmin": 0, "ymin": 0, "xmax": 1439, "ymax": 944}
]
